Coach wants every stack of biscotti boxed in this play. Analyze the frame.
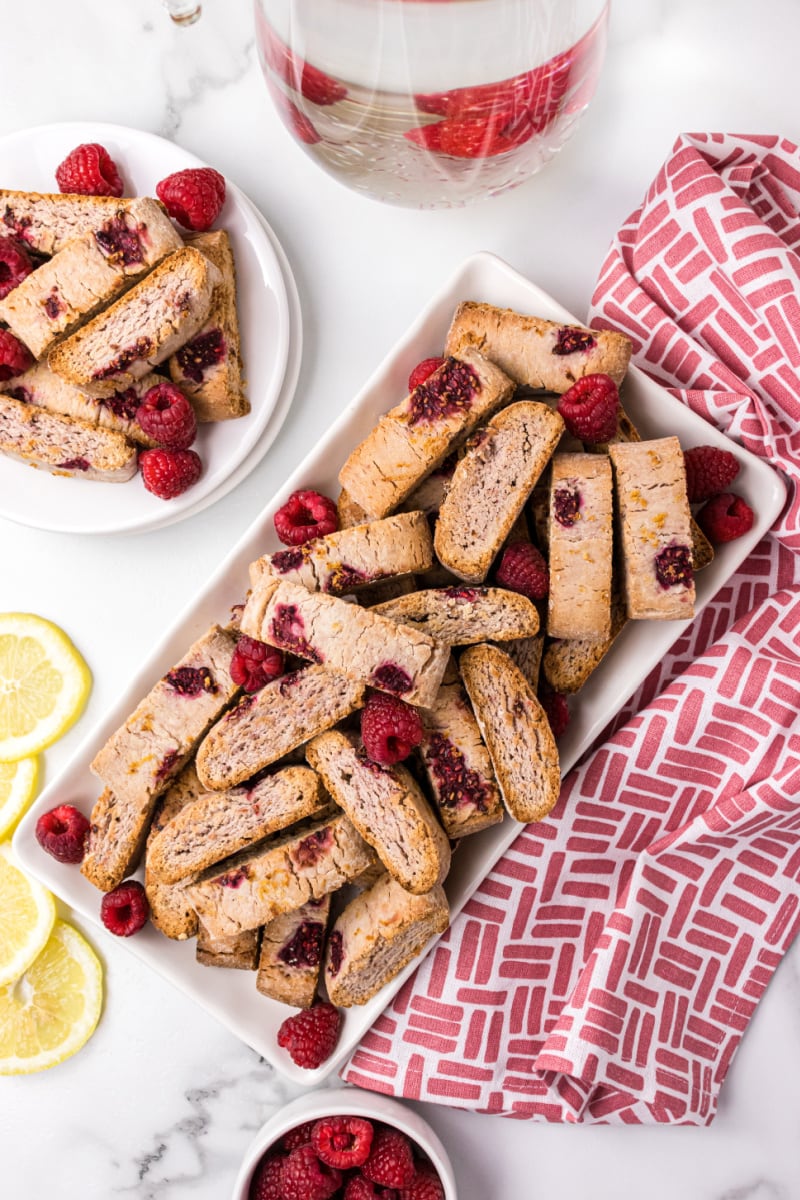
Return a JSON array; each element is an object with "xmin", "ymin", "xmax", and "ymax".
[{"xmin": 0, "ymin": 185, "xmax": 249, "ymax": 491}]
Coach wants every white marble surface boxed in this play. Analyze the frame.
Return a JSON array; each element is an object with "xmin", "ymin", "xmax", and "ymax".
[{"xmin": 2, "ymin": 1, "xmax": 800, "ymax": 1197}]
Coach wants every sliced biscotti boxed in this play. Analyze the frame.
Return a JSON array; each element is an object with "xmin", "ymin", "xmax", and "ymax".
[
  {"xmin": 418, "ymin": 657, "xmax": 504, "ymax": 838},
  {"xmin": 499, "ymin": 633, "xmax": 544, "ymax": 693},
  {"xmin": 373, "ymin": 585, "xmax": 539, "ymax": 646},
  {"xmin": 48, "ymin": 246, "xmax": 218, "ymax": 397},
  {"xmin": 325, "ymin": 873, "xmax": 449, "ymax": 1008},
  {"xmin": 542, "ymin": 591, "xmax": 628, "ymax": 693},
  {"xmin": 0, "ymin": 191, "xmax": 158, "ymax": 256},
  {"xmin": 459, "ymin": 643, "xmax": 560, "ymax": 824},
  {"xmin": 0, "ymin": 197, "xmax": 182, "ymax": 357},
  {"xmin": 240, "ymin": 578, "xmax": 449, "ymax": 709},
  {"xmin": 197, "ymin": 925, "xmax": 261, "ymax": 970},
  {"xmin": 146, "ymin": 765, "xmax": 327, "ymax": 884},
  {"xmin": 145, "ymin": 763, "xmax": 204, "ymax": 940},
  {"xmin": 0, "ymin": 392, "xmax": 138, "ymax": 482},
  {"xmin": 306, "ymin": 731, "xmax": 451, "ymax": 895},
  {"xmin": 338, "ymin": 348, "xmax": 514, "ymax": 520},
  {"xmin": 185, "ymin": 810, "xmax": 375, "ymax": 940},
  {"xmin": 249, "ymin": 511, "xmax": 433, "ymax": 597},
  {"xmin": 609, "ymin": 437, "xmax": 696, "ymax": 620},
  {"xmin": 445, "ymin": 301, "xmax": 631, "ymax": 391},
  {"xmin": 195, "ymin": 664, "xmax": 365, "ymax": 790},
  {"xmin": 1, "ymin": 362, "xmax": 160, "ymax": 446},
  {"xmin": 83, "ymin": 625, "xmax": 239, "ymax": 891},
  {"xmin": 434, "ymin": 401, "xmax": 564, "ymax": 584},
  {"xmin": 168, "ymin": 230, "xmax": 249, "ymax": 422},
  {"xmin": 547, "ymin": 452, "xmax": 613, "ymax": 641},
  {"xmin": 256, "ymin": 896, "xmax": 331, "ymax": 1008}
]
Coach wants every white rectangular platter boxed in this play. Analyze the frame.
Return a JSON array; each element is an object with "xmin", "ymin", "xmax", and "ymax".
[{"xmin": 14, "ymin": 251, "xmax": 786, "ymax": 1085}]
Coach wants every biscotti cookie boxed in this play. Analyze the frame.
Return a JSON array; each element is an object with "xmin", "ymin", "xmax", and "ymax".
[
  {"xmin": 0, "ymin": 197, "xmax": 182, "ymax": 357},
  {"xmin": 83, "ymin": 625, "xmax": 239, "ymax": 891},
  {"xmin": 0, "ymin": 190, "xmax": 159, "ymax": 256},
  {"xmin": 542, "ymin": 591, "xmax": 628, "ymax": 693},
  {"xmin": 373, "ymin": 586, "xmax": 539, "ymax": 645},
  {"xmin": 434, "ymin": 401, "xmax": 564, "ymax": 584},
  {"xmin": 459, "ymin": 643, "xmax": 560, "ymax": 824},
  {"xmin": 0, "ymin": 392, "xmax": 137, "ymax": 482},
  {"xmin": 418, "ymin": 657, "xmax": 504, "ymax": 838},
  {"xmin": 48, "ymin": 246, "xmax": 218, "ymax": 397},
  {"xmin": 445, "ymin": 301, "xmax": 631, "ymax": 390},
  {"xmin": 609, "ymin": 437, "xmax": 696, "ymax": 620},
  {"xmin": 324, "ymin": 873, "xmax": 449, "ymax": 1008},
  {"xmin": 305, "ymin": 730, "xmax": 451, "ymax": 895},
  {"xmin": 147, "ymin": 765, "xmax": 327, "ymax": 884},
  {"xmin": 240, "ymin": 578, "xmax": 449, "ymax": 709},
  {"xmin": 256, "ymin": 896, "xmax": 331, "ymax": 1008},
  {"xmin": 338, "ymin": 348, "xmax": 515, "ymax": 519},
  {"xmin": 547, "ymin": 452, "xmax": 613, "ymax": 641},
  {"xmin": 499, "ymin": 633, "xmax": 544, "ymax": 693},
  {"xmin": 145, "ymin": 763, "xmax": 204, "ymax": 940},
  {"xmin": 249, "ymin": 511, "xmax": 433, "ymax": 597},
  {"xmin": 196, "ymin": 925, "xmax": 261, "ymax": 970},
  {"xmin": 168, "ymin": 230, "xmax": 249, "ymax": 422},
  {"xmin": 337, "ymin": 488, "xmax": 368, "ymax": 529},
  {"xmin": 195, "ymin": 664, "xmax": 365, "ymax": 790},
  {"xmin": 185, "ymin": 811, "xmax": 375, "ymax": 940}
]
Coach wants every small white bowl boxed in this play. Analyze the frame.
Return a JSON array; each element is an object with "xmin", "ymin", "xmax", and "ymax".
[{"xmin": 232, "ymin": 1086, "xmax": 457, "ymax": 1199}]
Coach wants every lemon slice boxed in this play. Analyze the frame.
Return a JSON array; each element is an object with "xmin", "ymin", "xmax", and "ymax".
[
  {"xmin": 0, "ymin": 613, "xmax": 91, "ymax": 761},
  {"xmin": 0, "ymin": 842, "xmax": 56, "ymax": 986},
  {"xmin": 0, "ymin": 756, "xmax": 38, "ymax": 838},
  {"xmin": 0, "ymin": 920, "xmax": 103, "ymax": 1075}
]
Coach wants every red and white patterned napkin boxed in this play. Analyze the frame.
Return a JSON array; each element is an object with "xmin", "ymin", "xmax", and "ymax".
[{"xmin": 342, "ymin": 133, "xmax": 800, "ymax": 1123}]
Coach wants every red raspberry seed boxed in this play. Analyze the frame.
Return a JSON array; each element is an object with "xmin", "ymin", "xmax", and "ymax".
[
  {"xmin": 274, "ymin": 489, "xmax": 338, "ymax": 546},
  {"xmin": 0, "ymin": 328, "xmax": 34, "ymax": 381},
  {"xmin": 683, "ymin": 444, "xmax": 740, "ymax": 503},
  {"xmin": 140, "ymin": 448, "xmax": 202, "ymax": 500},
  {"xmin": 156, "ymin": 168, "xmax": 226, "ymax": 232},
  {"xmin": 361, "ymin": 692, "xmax": 424, "ymax": 765},
  {"xmin": 495, "ymin": 542, "xmax": 549, "ymax": 600},
  {"xmin": 100, "ymin": 880, "xmax": 150, "ymax": 936},
  {"xmin": 363, "ymin": 1129, "xmax": 416, "ymax": 1190},
  {"xmin": 137, "ymin": 381, "xmax": 197, "ymax": 451},
  {"xmin": 35, "ymin": 804, "xmax": 90, "ymax": 864},
  {"xmin": 280, "ymin": 1144, "xmax": 342, "ymax": 1200},
  {"xmin": 230, "ymin": 635, "xmax": 284, "ymax": 692},
  {"xmin": 695, "ymin": 492, "xmax": 755, "ymax": 544},
  {"xmin": 557, "ymin": 373, "xmax": 620, "ymax": 443},
  {"xmin": 312, "ymin": 1115, "xmax": 374, "ymax": 1170},
  {"xmin": 55, "ymin": 143, "xmax": 124, "ymax": 197},
  {"xmin": 408, "ymin": 356, "xmax": 445, "ymax": 392},
  {"xmin": 276, "ymin": 1001, "xmax": 342, "ymax": 1069},
  {"xmin": 0, "ymin": 235, "xmax": 33, "ymax": 300},
  {"xmin": 249, "ymin": 1152, "xmax": 286, "ymax": 1200}
]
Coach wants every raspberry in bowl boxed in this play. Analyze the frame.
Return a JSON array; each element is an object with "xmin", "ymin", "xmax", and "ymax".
[{"xmin": 232, "ymin": 1088, "xmax": 456, "ymax": 1200}]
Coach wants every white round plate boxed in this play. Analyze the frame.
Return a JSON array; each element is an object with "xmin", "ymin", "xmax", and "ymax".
[{"xmin": 0, "ymin": 122, "xmax": 299, "ymax": 535}]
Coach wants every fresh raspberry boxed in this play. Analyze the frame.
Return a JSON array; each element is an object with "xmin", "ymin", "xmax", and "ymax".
[
  {"xmin": 345, "ymin": 1177, "xmax": 399, "ymax": 1200},
  {"xmin": 408, "ymin": 356, "xmax": 445, "ymax": 392},
  {"xmin": 696, "ymin": 492, "xmax": 755, "ymax": 544},
  {"xmin": 362, "ymin": 1129, "xmax": 415, "ymax": 1189},
  {"xmin": 495, "ymin": 542, "xmax": 549, "ymax": 600},
  {"xmin": 683, "ymin": 444, "xmax": 740, "ymax": 502},
  {"xmin": 230, "ymin": 635, "xmax": 284, "ymax": 692},
  {"xmin": 136, "ymin": 381, "xmax": 197, "ymax": 451},
  {"xmin": 282, "ymin": 1121, "xmax": 317, "ymax": 1152},
  {"xmin": 557, "ymin": 373, "xmax": 619, "ymax": 443},
  {"xmin": 100, "ymin": 880, "xmax": 150, "ymax": 936},
  {"xmin": 280, "ymin": 1144, "xmax": 342, "ymax": 1200},
  {"xmin": 361, "ymin": 692, "xmax": 424, "ymax": 765},
  {"xmin": 276, "ymin": 1001, "xmax": 342, "ymax": 1069},
  {"xmin": 274, "ymin": 489, "xmax": 338, "ymax": 546},
  {"xmin": 312, "ymin": 1116, "xmax": 374, "ymax": 1169},
  {"xmin": 249, "ymin": 1152, "xmax": 286, "ymax": 1200},
  {"xmin": 0, "ymin": 328, "xmax": 34, "ymax": 381},
  {"xmin": 140, "ymin": 448, "xmax": 202, "ymax": 500},
  {"xmin": 399, "ymin": 1163, "xmax": 445, "ymax": 1200},
  {"xmin": 539, "ymin": 687, "xmax": 570, "ymax": 739},
  {"xmin": 55, "ymin": 143, "xmax": 123, "ymax": 197},
  {"xmin": 0, "ymin": 235, "xmax": 33, "ymax": 300},
  {"xmin": 35, "ymin": 804, "xmax": 90, "ymax": 864},
  {"xmin": 156, "ymin": 167, "xmax": 226, "ymax": 232}
]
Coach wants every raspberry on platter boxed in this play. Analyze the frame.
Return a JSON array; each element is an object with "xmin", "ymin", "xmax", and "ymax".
[
  {"xmin": 0, "ymin": 328, "xmax": 34, "ymax": 381},
  {"xmin": 495, "ymin": 542, "xmax": 549, "ymax": 600},
  {"xmin": 683, "ymin": 444, "xmax": 740, "ymax": 503},
  {"xmin": 230, "ymin": 636, "xmax": 284, "ymax": 693},
  {"xmin": 0, "ymin": 236, "xmax": 33, "ymax": 300},
  {"xmin": 35, "ymin": 804, "xmax": 90, "ymax": 864},
  {"xmin": 557, "ymin": 373, "xmax": 619, "ymax": 443},
  {"xmin": 408, "ymin": 356, "xmax": 445, "ymax": 392},
  {"xmin": 361, "ymin": 693, "xmax": 424, "ymax": 765},
  {"xmin": 100, "ymin": 880, "xmax": 150, "ymax": 937},
  {"xmin": 156, "ymin": 167, "xmax": 226, "ymax": 232},
  {"xmin": 276, "ymin": 1001, "xmax": 342, "ymax": 1069},
  {"xmin": 137, "ymin": 382, "xmax": 197, "ymax": 451},
  {"xmin": 696, "ymin": 492, "xmax": 754, "ymax": 544},
  {"xmin": 55, "ymin": 143, "xmax": 124, "ymax": 197},
  {"xmin": 274, "ymin": 489, "xmax": 338, "ymax": 546},
  {"xmin": 140, "ymin": 448, "xmax": 202, "ymax": 500}
]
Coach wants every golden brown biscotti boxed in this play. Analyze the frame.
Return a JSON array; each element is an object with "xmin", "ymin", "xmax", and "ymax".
[
  {"xmin": 145, "ymin": 763, "xmax": 204, "ymax": 940},
  {"xmin": 0, "ymin": 190, "xmax": 164, "ymax": 256},
  {"xmin": 547, "ymin": 452, "xmax": 613, "ymax": 641},
  {"xmin": 306, "ymin": 730, "xmax": 451, "ymax": 895},
  {"xmin": 337, "ymin": 488, "xmax": 369, "ymax": 529},
  {"xmin": 499, "ymin": 633, "xmax": 544, "ymax": 693},
  {"xmin": 459, "ymin": 643, "xmax": 560, "ymax": 824},
  {"xmin": 168, "ymin": 230, "xmax": 249, "ymax": 422},
  {"xmin": 256, "ymin": 897, "xmax": 331, "ymax": 1007},
  {"xmin": 434, "ymin": 401, "xmax": 564, "ymax": 584},
  {"xmin": 196, "ymin": 925, "xmax": 261, "ymax": 970},
  {"xmin": 324, "ymin": 873, "xmax": 449, "ymax": 1008},
  {"xmin": 445, "ymin": 301, "xmax": 631, "ymax": 390},
  {"xmin": 609, "ymin": 437, "xmax": 696, "ymax": 620},
  {"xmin": 48, "ymin": 246, "xmax": 218, "ymax": 397},
  {"xmin": 0, "ymin": 392, "xmax": 138, "ymax": 482},
  {"xmin": 373, "ymin": 586, "xmax": 540, "ymax": 645},
  {"xmin": 338, "ymin": 348, "xmax": 515, "ymax": 520},
  {"xmin": 542, "ymin": 591, "xmax": 628, "ymax": 693}
]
